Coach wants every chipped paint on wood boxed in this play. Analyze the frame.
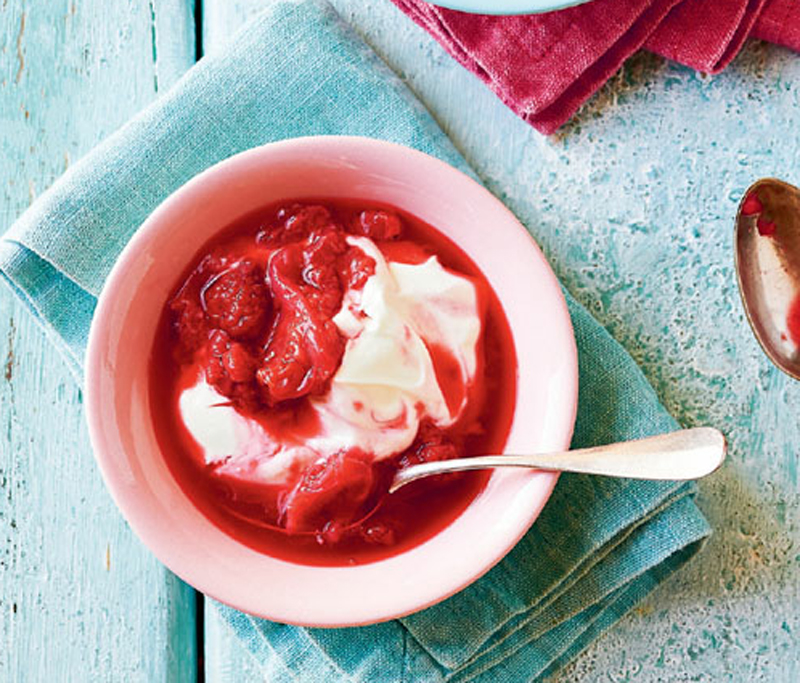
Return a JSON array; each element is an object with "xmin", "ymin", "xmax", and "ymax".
[
  {"xmin": 14, "ymin": 12, "xmax": 24, "ymax": 84},
  {"xmin": 4, "ymin": 317, "xmax": 14, "ymax": 382},
  {"xmin": 0, "ymin": 1, "xmax": 197, "ymax": 681}
]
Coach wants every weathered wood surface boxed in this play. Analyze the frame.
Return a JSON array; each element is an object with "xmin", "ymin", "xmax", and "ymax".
[
  {"xmin": 2, "ymin": 0, "xmax": 799, "ymax": 680},
  {"xmin": 0, "ymin": 1, "xmax": 196, "ymax": 681}
]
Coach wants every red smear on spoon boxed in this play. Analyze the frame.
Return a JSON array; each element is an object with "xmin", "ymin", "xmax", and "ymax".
[
  {"xmin": 757, "ymin": 216, "xmax": 777, "ymax": 237},
  {"xmin": 742, "ymin": 191, "xmax": 763, "ymax": 216},
  {"xmin": 788, "ymin": 294, "xmax": 800, "ymax": 346}
]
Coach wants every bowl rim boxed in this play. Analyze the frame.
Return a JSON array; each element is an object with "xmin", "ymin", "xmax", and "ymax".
[
  {"xmin": 84, "ymin": 135, "xmax": 578, "ymax": 626},
  {"xmin": 424, "ymin": 0, "xmax": 595, "ymax": 16}
]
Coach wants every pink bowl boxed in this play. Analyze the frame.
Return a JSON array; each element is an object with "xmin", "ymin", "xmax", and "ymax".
[{"xmin": 85, "ymin": 136, "xmax": 578, "ymax": 626}]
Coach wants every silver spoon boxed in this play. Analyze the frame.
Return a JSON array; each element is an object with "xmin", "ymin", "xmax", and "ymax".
[
  {"xmin": 735, "ymin": 178, "xmax": 800, "ymax": 380},
  {"xmin": 389, "ymin": 427, "xmax": 726, "ymax": 493}
]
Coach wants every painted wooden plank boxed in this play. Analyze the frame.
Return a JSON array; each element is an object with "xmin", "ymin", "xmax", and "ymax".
[
  {"xmin": 202, "ymin": 1, "xmax": 800, "ymax": 681},
  {"xmin": 0, "ymin": 1, "xmax": 197, "ymax": 681},
  {"xmin": 200, "ymin": 7, "xmax": 282, "ymax": 677}
]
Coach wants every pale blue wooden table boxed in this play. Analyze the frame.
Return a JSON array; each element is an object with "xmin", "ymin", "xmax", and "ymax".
[{"xmin": 1, "ymin": 1, "xmax": 798, "ymax": 680}]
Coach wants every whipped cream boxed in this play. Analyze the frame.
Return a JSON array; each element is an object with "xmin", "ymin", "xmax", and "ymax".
[{"xmin": 179, "ymin": 236, "xmax": 481, "ymax": 484}]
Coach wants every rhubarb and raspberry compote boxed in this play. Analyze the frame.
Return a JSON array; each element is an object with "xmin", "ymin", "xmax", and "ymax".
[{"xmin": 150, "ymin": 201, "xmax": 517, "ymax": 566}]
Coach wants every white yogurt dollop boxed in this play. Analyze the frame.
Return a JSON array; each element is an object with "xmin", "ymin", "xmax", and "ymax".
[{"xmin": 179, "ymin": 236, "xmax": 481, "ymax": 484}]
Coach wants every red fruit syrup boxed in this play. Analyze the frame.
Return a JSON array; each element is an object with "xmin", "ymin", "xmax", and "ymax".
[{"xmin": 150, "ymin": 201, "xmax": 518, "ymax": 566}]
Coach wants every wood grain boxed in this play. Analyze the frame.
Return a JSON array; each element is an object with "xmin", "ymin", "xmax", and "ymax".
[{"xmin": 0, "ymin": 1, "xmax": 196, "ymax": 680}]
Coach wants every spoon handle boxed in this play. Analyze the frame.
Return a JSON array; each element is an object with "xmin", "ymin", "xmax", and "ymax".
[{"xmin": 389, "ymin": 427, "xmax": 726, "ymax": 493}]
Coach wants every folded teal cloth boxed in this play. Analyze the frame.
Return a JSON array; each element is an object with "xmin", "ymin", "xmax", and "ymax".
[{"xmin": 0, "ymin": 1, "xmax": 711, "ymax": 680}]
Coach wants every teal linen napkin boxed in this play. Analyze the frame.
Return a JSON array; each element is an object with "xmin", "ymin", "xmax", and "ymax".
[{"xmin": 0, "ymin": 1, "xmax": 711, "ymax": 680}]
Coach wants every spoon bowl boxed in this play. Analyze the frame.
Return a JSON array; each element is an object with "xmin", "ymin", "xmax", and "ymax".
[{"xmin": 735, "ymin": 178, "xmax": 800, "ymax": 380}]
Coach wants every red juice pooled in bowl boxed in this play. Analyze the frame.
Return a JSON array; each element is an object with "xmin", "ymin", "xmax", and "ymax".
[{"xmin": 149, "ymin": 201, "xmax": 517, "ymax": 566}]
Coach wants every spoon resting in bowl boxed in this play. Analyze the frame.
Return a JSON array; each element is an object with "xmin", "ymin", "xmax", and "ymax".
[
  {"xmin": 258, "ymin": 427, "xmax": 725, "ymax": 536},
  {"xmin": 389, "ymin": 427, "xmax": 726, "ymax": 493}
]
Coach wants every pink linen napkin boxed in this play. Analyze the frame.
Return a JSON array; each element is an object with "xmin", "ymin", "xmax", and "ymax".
[{"xmin": 391, "ymin": 0, "xmax": 800, "ymax": 133}]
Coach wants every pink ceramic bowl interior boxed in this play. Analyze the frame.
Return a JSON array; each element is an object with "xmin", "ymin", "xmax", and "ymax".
[{"xmin": 85, "ymin": 136, "xmax": 578, "ymax": 627}]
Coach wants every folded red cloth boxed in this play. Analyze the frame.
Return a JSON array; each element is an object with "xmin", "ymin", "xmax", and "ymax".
[
  {"xmin": 754, "ymin": 0, "xmax": 800, "ymax": 48},
  {"xmin": 391, "ymin": 0, "xmax": 799, "ymax": 133}
]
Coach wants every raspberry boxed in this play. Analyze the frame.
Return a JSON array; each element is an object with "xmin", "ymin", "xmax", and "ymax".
[
  {"xmin": 170, "ymin": 297, "xmax": 209, "ymax": 357},
  {"xmin": 205, "ymin": 331, "xmax": 229, "ymax": 389},
  {"xmin": 256, "ymin": 234, "xmax": 348, "ymax": 404},
  {"xmin": 351, "ymin": 209, "xmax": 402, "ymax": 240},
  {"xmin": 169, "ymin": 256, "xmax": 227, "ymax": 356},
  {"xmin": 285, "ymin": 205, "xmax": 335, "ymax": 232},
  {"xmin": 340, "ymin": 246, "xmax": 376, "ymax": 291},
  {"xmin": 400, "ymin": 422, "xmax": 460, "ymax": 468},
  {"xmin": 257, "ymin": 308, "xmax": 343, "ymax": 404},
  {"xmin": 257, "ymin": 205, "xmax": 335, "ymax": 247},
  {"xmin": 205, "ymin": 330, "xmax": 258, "ymax": 400},
  {"xmin": 202, "ymin": 259, "xmax": 269, "ymax": 339},
  {"xmin": 280, "ymin": 449, "xmax": 374, "ymax": 534},
  {"xmin": 300, "ymin": 229, "xmax": 348, "ymax": 316},
  {"xmin": 223, "ymin": 342, "xmax": 257, "ymax": 383}
]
